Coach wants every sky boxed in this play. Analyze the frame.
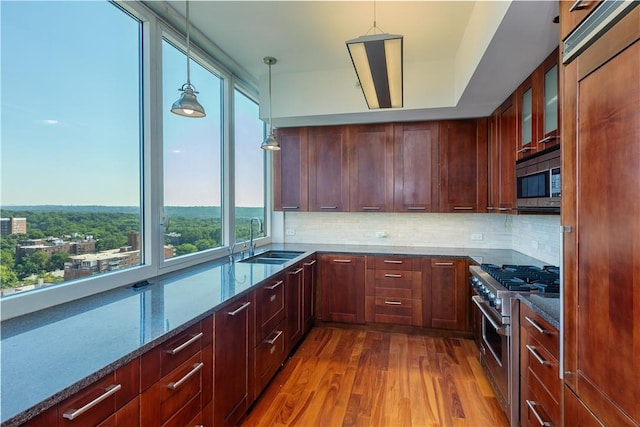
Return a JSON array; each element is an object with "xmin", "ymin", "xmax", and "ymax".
[{"xmin": 1, "ymin": 0, "xmax": 265, "ymax": 208}]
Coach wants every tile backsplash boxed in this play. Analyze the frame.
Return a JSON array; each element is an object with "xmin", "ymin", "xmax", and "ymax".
[{"xmin": 272, "ymin": 212, "xmax": 561, "ymax": 265}]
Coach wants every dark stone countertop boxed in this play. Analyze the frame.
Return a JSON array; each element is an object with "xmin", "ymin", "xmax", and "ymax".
[
  {"xmin": 0, "ymin": 243, "xmax": 548, "ymax": 426},
  {"xmin": 516, "ymin": 293, "xmax": 561, "ymax": 330}
]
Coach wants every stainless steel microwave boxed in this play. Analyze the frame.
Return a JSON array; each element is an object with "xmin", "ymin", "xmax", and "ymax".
[{"xmin": 516, "ymin": 146, "xmax": 560, "ymax": 212}]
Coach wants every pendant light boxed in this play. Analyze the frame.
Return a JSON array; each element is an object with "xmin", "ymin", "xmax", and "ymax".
[
  {"xmin": 260, "ymin": 56, "xmax": 280, "ymax": 151},
  {"xmin": 171, "ymin": 0, "xmax": 206, "ymax": 118},
  {"xmin": 346, "ymin": 0, "xmax": 403, "ymax": 109}
]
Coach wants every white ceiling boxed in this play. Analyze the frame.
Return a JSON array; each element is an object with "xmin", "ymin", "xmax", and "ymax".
[{"xmin": 143, "ymin": 1, "xmax": 560, "ymax": 127}]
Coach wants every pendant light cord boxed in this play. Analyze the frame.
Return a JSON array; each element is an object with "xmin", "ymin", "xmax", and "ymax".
[
  {"xmin": 268, "ymin": 60, "xmax": 273, "ymax": 134},
  {"xmin": 365, "ymin": 0, "xmax": 384, "ymax": 35},
  {"xmin": 185, "ymin": 0, "xmax": 191, "ymax": 86}
]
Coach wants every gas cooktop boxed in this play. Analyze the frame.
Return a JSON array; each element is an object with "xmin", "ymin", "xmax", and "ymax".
[{"xmin": 480, "ymin": 264, "xmax": 560, "ymax": 293}]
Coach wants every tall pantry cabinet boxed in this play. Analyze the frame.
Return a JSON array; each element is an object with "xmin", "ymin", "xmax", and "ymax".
[{"xmin": 561, "ymin": 3, "xmax": 639, "ymax": 426}]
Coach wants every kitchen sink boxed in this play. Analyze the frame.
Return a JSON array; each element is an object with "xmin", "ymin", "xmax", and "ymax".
[{"xmin": 239, "ymin": 250, "xmax": 304, "ymax": 265}]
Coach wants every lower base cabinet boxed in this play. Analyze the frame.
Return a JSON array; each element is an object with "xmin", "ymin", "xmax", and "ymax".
[
  {"xmin": 422, "ymin": 258, "xmax": 468, "ymax": 331},
  {"xmin": 318, "ymin": 254, "xmax": 366, "ymax": 324}
]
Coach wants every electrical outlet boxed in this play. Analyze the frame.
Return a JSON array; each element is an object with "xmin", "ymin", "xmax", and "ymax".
[
  {"xmin": 375, "ymin": 231, "xmax": 387, "ymax": 238},
  {"xmin": 471, "ymin": 233, "xmax": 483, "ymax": 241},
  {"xmin": 531, "ymin": 240, "xmax": 539, "ymax": 249},
  {"xmin": 285, "ymin": 228, "xmax": 295, "ymax": 236}
]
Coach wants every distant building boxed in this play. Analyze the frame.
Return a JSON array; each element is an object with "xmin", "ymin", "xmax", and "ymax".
[
  {"xmin": 64, "ymin": 249, "xmax": 140, "ymax": 281},
  {"xmin": 16, "ymin": 241, "xmax": 71, "ymax": 259},
  {"xmin": 128, "ymin": 231, "xmax": 140, "ymax": 251},
  {"xmin": 1, "ymin": 217, "xmax": 27, "ymax": 236},
  {"xmin": 164, "ymin": 245, "xmax": 175, "ymax": 259}
]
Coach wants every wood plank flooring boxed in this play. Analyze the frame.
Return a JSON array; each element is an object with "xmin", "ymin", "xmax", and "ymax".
[{"xmin": 242, "ymin": 326, "xmax": 508, "ymax": 427}]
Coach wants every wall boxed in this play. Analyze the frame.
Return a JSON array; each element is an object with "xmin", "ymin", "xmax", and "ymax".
[{"xmin": 272, "ymin": 212, "xmax": 560, "ymax": 266}]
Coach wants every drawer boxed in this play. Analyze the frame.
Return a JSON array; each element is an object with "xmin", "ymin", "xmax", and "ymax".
[
  {"xmin": 373, "ymin": 297, "xmax": 421, "ymax": 326},
  {"xmin": 372, "ymin": 256, "xmax": 420, "ymax": 271},
  {"xmin": 141, "ymin": 352, "xmax": 204, "ymax": 426},
  {"xmin": 373, "ymin": 270, "xmax": 422, "ymax": 299},
  {"xmin": 255, "ymin": 274, "xmax": 285, "ymax": 342},
  {"xmin": 521, "ymin": 305, "xmax": 559, "ymax": 358},
  {"xmin": 255, "ymin": 321, "xmax": 286, "ymax": 395},
  {"xmin": 524, "ymin": 334, "xmax": 561, "ymax": 404},
  {"xmin": 96, "ymin": 397, "xmax": 140, "ymax": 427},
  {"xmin": 524, "ymin": 369, "xmax": 560, "ymax": 427}
]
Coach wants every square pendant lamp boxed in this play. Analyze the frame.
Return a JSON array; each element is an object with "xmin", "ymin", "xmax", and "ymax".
[{"xmin": 346, "ymin": 32, "xmax": 403, "ymax": 109}]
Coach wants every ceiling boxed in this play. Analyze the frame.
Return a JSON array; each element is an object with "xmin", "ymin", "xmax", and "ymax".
[{"xmin": 143, "ymin": 1, "xmax": 560, "ymax": 127}]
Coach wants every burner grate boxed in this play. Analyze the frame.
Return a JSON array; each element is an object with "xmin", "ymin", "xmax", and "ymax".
[{"xmin": 480, "ymin": 263, "xmax": 560, "ymax": 293}]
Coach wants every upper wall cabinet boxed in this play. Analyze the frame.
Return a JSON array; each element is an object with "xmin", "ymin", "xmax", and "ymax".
[
  {"xmin": 393, "ymin": 122, "xmax": 440, "ymax": 212},
  {"xmin": 349, "ymin": 124, "xmax": 394, "ymax": 212},
  {"xmin": 273, "ymin": 128, "xmax": 308, "ymax": 212},
  {"xmin": 559, "ymin": 0, "xmax": 602, "ymax": 41},
  {"xmin": 308, "ymin": 126, "xmax": 350, "ymax": 212},
  {"xmin": 438, "ymin": 119, "xmax": 488, "ymax": 213},
  {"xmin": 516, "ymin": 48, "xmax": 560, "ymax": 160},
  {"xmin": 488, "ymin": 95, "xmax": 517, "ymax": 213}
]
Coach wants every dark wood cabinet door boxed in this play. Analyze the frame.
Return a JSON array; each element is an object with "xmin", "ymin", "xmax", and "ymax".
[
  {"xmin": 488, "ymin": 95, "xmax": 517, "ymax": 212},
  {"xmin": 516, "ymin": 76, "xmax": 537, "ymax": 160},
  {"xmin": 438, "ymin": 119, "xmax": 487, "ymax": 213},
  {"xmin": 308, "ymin": 126, "xmax": 350, "ymax": 212},
  {"xmin": 214, "ymin": 295, "xmax": 251, "ymax": 427},
  {"xmin": 559, "ymin": 0, "xmax": 602, "ymax": 41},
  {"xmin": 536, "ymin": 48, "xmax": 560, "ymax": 151},
  {"xmin": 318, "ymin": 254, "xmax": 365, "ymax": 324},
  {"xmin": 563, "ymin": 386, "xmax": 604, "ymax": 427},
  {"xmin": 273, "ymin": 127, "xmax": 308, "ymax": 211},
  {"xmin": 422, "ymin": 258, "xmax": 468, "ymax": 331},
  {"xmin": 393, "ymin": 121, "xmax": 439, "ymax": 212},
  {"xmin": 302, "ymin": 257, "xmax": 317, "ymax": 334},
  {"xmin": 562, "ymin": 6, "xmax": 639, "ymax": 426},
  {"xmin": 349, "ymin": 123, "xmax": 394, "ymax": 212},
  {"xmin": 285, "ymin": 264, "xmax": 304, "ymax": 354}
]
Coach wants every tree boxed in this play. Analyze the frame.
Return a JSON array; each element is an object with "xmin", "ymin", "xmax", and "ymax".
[
  {"xmin": 0, "ymin": 265, "xmax": 19, "ymax": 288},
  {"xmin": 49, "ymin": 252, "xmax": 70, "ymax": 271},
  {"xmin": 174, "ymin": 243, "xmax": 198, "ymax": 256},
  {"xmin": 1, "ymin": 249, "xmax": 15, "ymax": 269}
]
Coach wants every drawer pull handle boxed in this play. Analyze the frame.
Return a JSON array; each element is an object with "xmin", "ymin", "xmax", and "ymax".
[
  {"xmin": 289, "ymin": 267, "xmax": 303, "ymax": 275},
  {"xmin": 497, "ymin": 207, "xmax": 511, "ymax": 211},
  {"xmin": 281, "ymin": 206, "xmax": 299, "ymax": 210},
  {"xmin": 406, "ymin": 206, "xmax": 426, "ymax": 211},
  {"xmin": 266, "ymin": 330, "xmax": 284, "ymax": 345},
  {"xmin": 362, "ymin": 206, "xmax": 381, "ymax": 210},
  {"xmin": 568, "ymin": 0, "xmax": 590, "ymax": 12},
  {"xmin": 525, "ymin": 316, "xmax": 549, "ymax": 334},
  {"xmin": 304, "ymin": 259, "xmax": 317, "ymax": 266},
  {"xmin": 383, "ymin": 260, "xmax": 403, "ymax": 264},
  {"xmin": 266, "ymin": 280, "xmax": 283, "ymax": 290},
  {"xmin": 167, "ymin": 362, "xmax": 204, "ymax": 390},
  {"xmin": 517, "ymin": 147, "xmax": 534, "ymax": 153},
  {"xmin": 166, "ymin": 332, "xmax": 204, "ymax": 355},
  {"xmin": 538, "ymin": 135, "xmax": 558, "ymax": 145},
  {"xmin": 62, "ymin": 384, "xmax": 122, "ymax": 420},
  {"xmin": 319, "ymin": 206, "xmax": 338, "ymax": 210},
  {"xmin": 228, "ymin": 301, "xmax": 251, "ymax": 316},
  {"xmin": 526, "ymin": 345, "xmax": 551, "ymax": 366},
  {"xmin": 453, "ymin": 206, "xmax": 473, "ymax": 210},
  {"xmin": 526, "ymin": 400, "xmax": 552, "ymax": 427},
  {"xmin": 384, "ymin": 273, "xmax": 402, "ymax": 278},
  {"xmin": 333, "ymin": 259, "xmax": 352, "ymax": 263},
  {"xmin": 384, "ymin": 300, "xmax": 402, "ymax": 305},
  {"xmin": 435, "ymin": 262, "xmax": 454, "ymax": 266}
]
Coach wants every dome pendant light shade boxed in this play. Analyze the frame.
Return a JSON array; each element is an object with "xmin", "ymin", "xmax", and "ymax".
[
  {"xmin": 171, "ymin": 0, "xmax": 206, "ymax": 118},
  {"xmin": 260, "ymin": 56, "xmax": 280, "ymax": 150}
]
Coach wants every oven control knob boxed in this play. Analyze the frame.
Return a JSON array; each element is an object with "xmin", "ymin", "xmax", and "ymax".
[{"xmin": 494, "ymin": 298, "xmax": 502, "ymax": 310}]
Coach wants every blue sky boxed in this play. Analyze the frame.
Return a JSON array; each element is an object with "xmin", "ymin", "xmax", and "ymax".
[{"xmin": 1, "ymin": 0, "xmax": 264, "ymax": 207}]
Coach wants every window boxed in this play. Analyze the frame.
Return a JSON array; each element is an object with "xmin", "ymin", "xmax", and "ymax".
[
  {"xmin": 162, "ymin": 40, "xmax": 223, "ymax": 261},
  {"xmin": 233, "ymin": 89, "xmax": 266, "ymax": 243},
  {"xmin": 0, "ymin": 1, "xmax": 142, "ymax": 296}
]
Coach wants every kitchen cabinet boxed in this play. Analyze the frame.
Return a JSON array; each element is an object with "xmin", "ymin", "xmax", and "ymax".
[
  {"xmin": 349, "ymin": 123, "xmax": 394, "ymax": 212},
  {"xmin": 365, "ymin": 255, "xmax": 422, "ymax": 326},
  {"xmin": 520, "ymin": 304, "xmax": 560, "ymax": 427},
  {"xmin": 318, "ymin": 254, "xmax": 365, "ymax": 324},
  {"xmin": 308, "ymin": 126, "xmax": 350, "ymax": 212},
  {"xmin": 393, "ymin": 121, "xmax": 440, "ymax": 212},
  {"xmin": 438, "ymin": 119, "xmax": 488, "ymax": 213},
  {"xmin": 96, "ymin": 398, "xmax": 140, "ymax": 427},
  {"xmin": 488, "ymin": 95, "xmax": 517, "ymax": 213},
  {"xmin": 214, "ymin": 295, "xmax": 252, "ymax": 427},
  {"xmin": 422, "ymin": 258, "xmax": 468, "ymax": 331},
  {"xmin": 273, "ymin": 127, "xmax": 308, "ymax": 212},
  {"xmin": 285, "ymin": 262, "xmax": 304, "ymax": 353},
  {"xmin": 302, "ymin": 256, "xmax": 317, "ymax": 335},
  {"xmin": 561, "ymin": 4, "xmax": 639, "ymax": 426},
  {"xmin": 564, "ymin": 386, "xmax": 604, "ymax": 426},
  {"xmin": 559, "ymin": 0, "xmax": 602, "ymax": 41}
]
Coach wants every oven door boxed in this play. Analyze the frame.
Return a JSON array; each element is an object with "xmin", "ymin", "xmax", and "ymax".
[{"xmin": 472, "ymin": 295, "xmax": 510, "ymax": 417}]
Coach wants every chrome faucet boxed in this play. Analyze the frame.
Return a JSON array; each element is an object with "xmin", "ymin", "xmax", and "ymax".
[{"xmin": 249, "ymin": 217, "xmax": 263, "ymax": 257}]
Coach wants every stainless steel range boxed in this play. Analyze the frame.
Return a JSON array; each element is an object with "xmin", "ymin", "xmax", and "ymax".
[{"xmin": 469, "ymin": 264, "xmax": 560, "ymax": 426}]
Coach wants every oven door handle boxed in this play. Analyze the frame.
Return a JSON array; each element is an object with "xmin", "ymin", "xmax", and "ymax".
[{"xmin": 472, "ymin": 296, "xmax": 510, "ymax": 336}]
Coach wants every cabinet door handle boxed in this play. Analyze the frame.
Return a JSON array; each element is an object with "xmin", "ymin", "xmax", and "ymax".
[
  {"xmin": 281, "ymin": 206, "xmax": 299, "ymax": 210},
  {"xmin": 362, "ymin": 206, "xmax": 381, "ymax": 211},
  {"xmin": 538, "ymin": 135, "xmax": 558, "ymax": 145},
  {"xmin": 384, "ymin": 273, "xmax": 402, "ymax": 278},
  {"xmin": 453, "ymin": 206, "xmax": 473, "ymax": 210},
  {"xmin": 289, "ymin": 267, "xmax": 303, "ymax": 275},
  {"xmin": 497, "ymin": 207, "xmax": 511, "ymax": 211},
  {"xmin": 304, "ymin": 259, "xmax": 317, "ymax": 266},
  {"xmin": 333, "ymin": 259, "xmax": 352, "ymax": 263},
  {"xmin": 526, "ymin": 345, "xmax": 551, "ymax": 366},
  {"xmin": 383, "ymin": 260, "xmax": 403, "ymax": 264},
  {"xmin": 568, "ymin": 0, "xmax": 590, "ymax": 12},
  {"xmin": 266, "ymin": 280, "xmax": 283, "ymax": 290},
  {"xmin": 487, "ymin": 206, "xmax": 496, "ymax": 210},
  {"xmin": 266, "ymin": 330, "xmax": 284, "ymax": 345},
  {"xmin": 406, "ymin": 206, "xmax": 426, "ymax": 211},
  {"xmin": 166, "ymin": 332, "xmax": 204, "ymax": 355},
  {"xmin": 525, "ymin": 316, "xmax": 550, "ymax": 334},
  {"xmin": 167, "ymin": 362, "xmax": 204, "ymax": 390},
  {"xmin": 62, "ymin": 384, "xmax": 122, "ymax": 420},
  {"xmin": 517, "ymin": 147, "xmax": 534, "ymax": 153},
  {"xmin": 526, "ymin": 400, "xmax": 552, "ymax": 427},
  {"xmin": 435, "ymin": 262, "xmax": 454, "ymax": 266},
  {"xmin": 228, "ymin": 301, "xmax": 251, "ymax": 316},
  {"xmin": 384, "ymin": 300, "xmax": 402, "ymax": 305},
  {"xmin": 319, "ymin": 206, "xmax": 337, "ymax": 210}
]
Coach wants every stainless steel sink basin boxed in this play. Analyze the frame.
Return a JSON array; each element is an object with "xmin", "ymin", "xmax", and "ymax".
[{"xmin": 239, "ymin": 250, "xmax": 304, "ymax": 265}]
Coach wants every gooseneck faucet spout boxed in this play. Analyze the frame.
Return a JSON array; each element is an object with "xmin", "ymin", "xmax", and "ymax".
[{"xmin": 249, "ymin": 217, "xmax": 263, "ymax": 257}]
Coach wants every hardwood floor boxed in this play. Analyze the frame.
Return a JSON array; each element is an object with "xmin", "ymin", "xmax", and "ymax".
[{"xmin": 242, "ymin": 326, "xmax": 508, "ymax": 427}]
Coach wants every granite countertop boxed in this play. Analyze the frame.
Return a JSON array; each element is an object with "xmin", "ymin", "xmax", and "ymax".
[
  {"xmin": 0, "ymin": 244, "xmax": 548, "ymax": 426},
  {"xmin": 516, "ymin": 293, "xmax": 561, "ymax": 330}
]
